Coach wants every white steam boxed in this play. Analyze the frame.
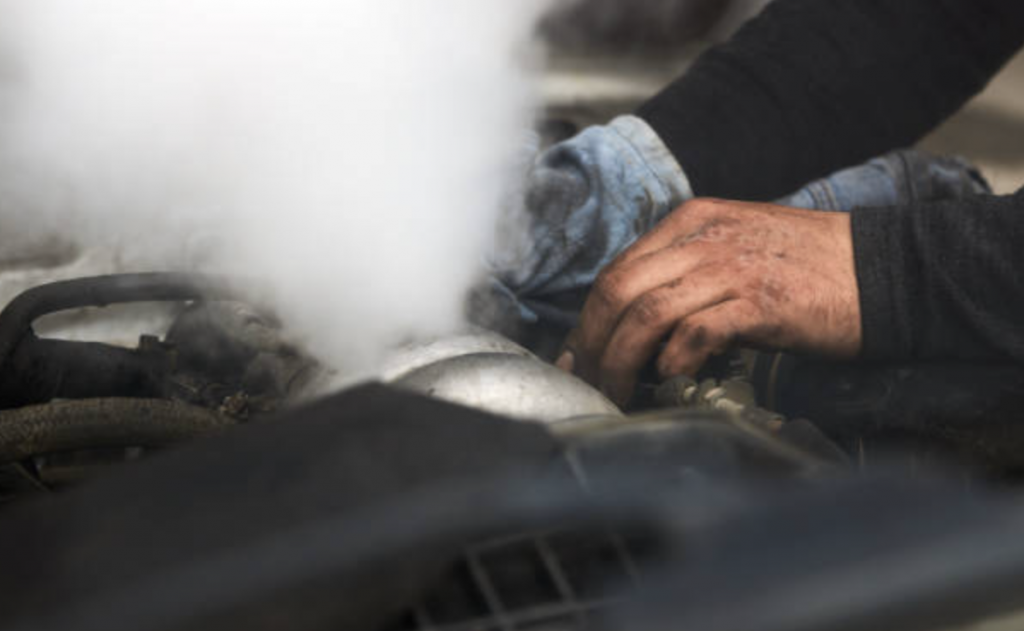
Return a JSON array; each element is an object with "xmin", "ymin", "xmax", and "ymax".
[{"xmin": 0, "ymin": 0, "xmax": 549, "ymax": 375}]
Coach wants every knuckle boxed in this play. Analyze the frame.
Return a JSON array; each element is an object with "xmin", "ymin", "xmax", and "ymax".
[
  {"xmin": 659, "ymin": 329, "xmax": 702, "ymax": 377},
  {"xmin": 687, "ymin": 312, "xmax": 736, "ymax": 350},
  {"xmin": 687, "ymin": 219, "xmax": 744, "ymax": 249},
  {"xmin": 683, "ymin": 320, "xmax": 717, "ymax": 352},
  {"xmin": 593, "ymin": 270, "xmax": 626, "ymax": 307},
  {"xmin": 630, "ymin": 293, "xmax": 669, "ymax": 327},
  {"xmin": 696, "ymin": 221, "xmax": 733, "ymax": 243},
  {"xmin": 659, "ymin": 319, "xmax": 719, "ymax": 378}
]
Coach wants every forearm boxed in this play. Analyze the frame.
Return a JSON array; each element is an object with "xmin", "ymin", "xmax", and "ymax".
[
  {"xmin": 854, "ymin": 190, "xmax": 1024, "ymax": 361},
  {"xmin": 638, "ymin": 0, "xmax": 1024, "ymax": 201}
]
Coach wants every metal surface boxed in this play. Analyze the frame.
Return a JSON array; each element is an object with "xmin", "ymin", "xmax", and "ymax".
[
  {"xmin": 379, "ymin": 330, "xmax": 535, "ymax": 382},
  {"xmin": 394, "ymin": 353, "xmax": 621, "ymax": 423}
]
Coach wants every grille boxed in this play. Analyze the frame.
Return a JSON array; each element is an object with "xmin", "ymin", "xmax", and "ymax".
[{"xmin": 388, "ymin": 528, "xmax": 651, "ymax": 631}]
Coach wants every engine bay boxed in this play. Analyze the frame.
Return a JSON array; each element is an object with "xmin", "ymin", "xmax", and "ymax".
[{"xmin": 0, "ymin": 272, "xmax": 1021, "ymax": 631}]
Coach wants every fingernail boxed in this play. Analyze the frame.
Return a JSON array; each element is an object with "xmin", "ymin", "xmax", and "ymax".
[{"xmin": 555, "ymin": 350, "xmax": 575, "ymax": 373}]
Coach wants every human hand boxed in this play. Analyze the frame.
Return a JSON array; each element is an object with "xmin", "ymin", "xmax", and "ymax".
[{"xmin": 556, "ymin": 198, "xmax": 862, "ymax": 406}]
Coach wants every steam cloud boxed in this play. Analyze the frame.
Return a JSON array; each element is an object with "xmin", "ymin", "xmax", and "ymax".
[{"xmin": 0, "ymin": 0, "xmax": 550, "ymax": 376}]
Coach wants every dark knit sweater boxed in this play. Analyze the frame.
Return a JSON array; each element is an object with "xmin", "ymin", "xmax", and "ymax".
[{"xmin": 638, "ymin": 0, "xmax": 1024, "ymax": 360}]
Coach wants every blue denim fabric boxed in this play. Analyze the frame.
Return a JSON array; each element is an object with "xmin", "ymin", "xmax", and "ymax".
[
  {"xmin": 777, "ymin": 150, "xmax": 990, "ymax": 211},
  {"xmin": 488, "ymin": 120, "xmax": 989, "ymax": 327},
  {"xmin": 488, "ymin": 115, "xmax": 691, "ymax": 326}
]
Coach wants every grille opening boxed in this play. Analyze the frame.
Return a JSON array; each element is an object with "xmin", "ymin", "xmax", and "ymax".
[{"xmin": 386, "ymin": 527, "xmax": 658, "ymax": 631}]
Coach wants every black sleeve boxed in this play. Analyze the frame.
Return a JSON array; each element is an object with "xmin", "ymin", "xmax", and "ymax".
[
  {"xmin": 637, "ymin": 0, "xmax": 1024, "ymax": 201},
  {"xmin": 853, "ymin": 191, "xmax": 1024, "ymax": 362}
]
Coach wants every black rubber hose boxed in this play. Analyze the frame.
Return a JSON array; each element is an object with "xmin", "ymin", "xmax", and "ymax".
[
  {"xmin": 0, "ymin": 273, "xmax": 238, "ymax": 369},
  {"xmin": 0, "ymin": 398, "xmax": 236, "ymax": 465},
  {"xmin": 0, "ymin": 338, "xmax": 173, "ymax": 409}
]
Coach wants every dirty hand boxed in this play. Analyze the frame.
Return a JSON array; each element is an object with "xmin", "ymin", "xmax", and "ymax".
[{"xmin": 556, "ymin": 198, "xmax": 862, "ymax": 406}]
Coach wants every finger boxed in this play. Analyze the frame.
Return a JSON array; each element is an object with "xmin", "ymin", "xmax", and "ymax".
[
  {"xmin": 555, "ymin": 348, "xmax": 575, "ymax": 373},
  {"xmin": 657, "ymin": 299, "xmax": 767, "ymax": 379},
  {"xmin": 597, "ymin": 267, "xmax": 738, "ymax": 405},
  {"xmin": 573, "ymin": 239, "xmax": 720, "ymax": 382},
  {"xmin": 555, "ymin": 328, "xmax": 580, "ymax": 373}
]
